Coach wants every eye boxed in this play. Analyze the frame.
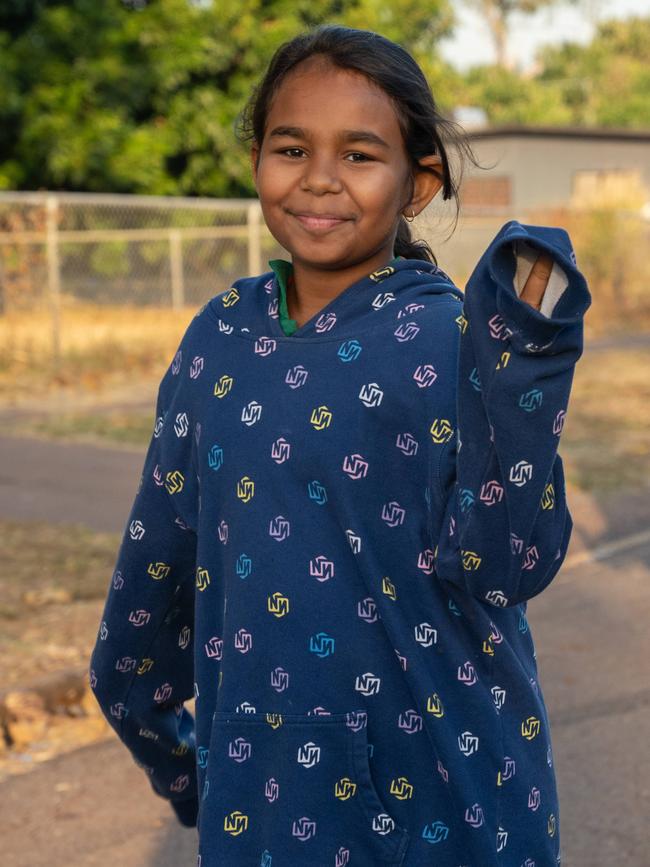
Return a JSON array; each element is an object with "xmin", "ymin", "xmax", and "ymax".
[
  {"xmin": 346, "ymin": 152, "xmax": 372, "ymax": 162},
  {"xmin": 278, "ymin": 148, "xmax": 305, "ymax": 158}
]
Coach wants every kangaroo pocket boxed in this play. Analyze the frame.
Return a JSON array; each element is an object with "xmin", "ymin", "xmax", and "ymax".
[{"xmin": 198, "ymin": 708, "xmax": 410, "ymax": 867}]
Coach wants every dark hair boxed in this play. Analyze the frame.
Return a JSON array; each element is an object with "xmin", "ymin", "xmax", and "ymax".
[{"xmin": 235, "ymin": 23, "xmax": 483, "ymax": 264}]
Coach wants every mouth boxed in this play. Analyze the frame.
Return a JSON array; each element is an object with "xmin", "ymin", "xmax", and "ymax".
[{"xmin": 290, "ymin": 212, "xmax": 352, "ymax": 233}]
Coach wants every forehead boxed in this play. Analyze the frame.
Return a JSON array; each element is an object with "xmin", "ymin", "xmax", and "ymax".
[{"xmin": 265, "ymin": 57, "xmax": 403, "ymax": 143}]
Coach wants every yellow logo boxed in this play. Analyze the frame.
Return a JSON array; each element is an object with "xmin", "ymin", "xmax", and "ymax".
[
  {"xmin": 266, "ymin": 713, "xmax": 283, "ymax": 729},
  {"xmin": 496, "ymin": 351, "xmax": 510, "ymax": 370},
  {"xmin": 137, "ymin": 657, "xmax": 154, "ymax": 675},
  {"xmin": 482, "ymin": 639, "xmax": 494, "ymax": 656},
  {"xmin": 214, "ymin": 375, "xmax": 234, "ymax": 398},
  {"xmin": 222, "ymin": 288, "xmax": 240, "ymax": 308},
  {"xmin": 164, "ymin": 470, "xmax": 184, "ymax": 494},
  {"xmin": 369, "ymin": 265, "xmax": 396, "ymax": 282},
  {"xmin": 390, "ymin": 777, "xmax": 413, "ymax": 800},
  {"xmin": 521, "ymin": 716, "xmax": 541, "ymax": 740},
  {"xmin": 548, "ymin": 813, "xmax": 556, "ymax": 836},
  {"xmin": 237, "ymin": 476, "xmax": 254, "ymax": 502},
  {"xmin": 310, "ymin": 406, "xmax": 332, "ymax": 430},
  {"xmin": 461, "ymin": 550, "xmax": 481, "ymax": 570},
  {"xmin": 268, "ymin": 592, "xmax": 289, "ymax": 617},
  {"xmin": 382, "ymin": 576, "xmax": 397, "ymax": 600},
  {"xmin": 426, "ymin": 693, "xmax": 444, "ymax": 718},
  {"xmin": 541, "ymin": 483, "xmax": 555, "ymax": 510},
  {"xmin": 224, "ymin": 810, "xmax": 248, "ymax": 835},
  {"xmin": 147, "ymin": 562, "xmax": 170, "ymax": 580},
  {"xmin": 195, "ymin": 567, "xmax": 210, "ymax": 591},
  {"xmin": 335, "ymin": 777, "xmax": 357, "ymax": 800},
  {"xmin": 430, "ymin": 418, "xmax": 454, "ymax": 444},
  {"xmin": 455, "ymin": 313, "xmax": 468, "ymax": 333},
  {"xmin": 172, "ymin": 739, "xmax": 190, "ymax": 757}
]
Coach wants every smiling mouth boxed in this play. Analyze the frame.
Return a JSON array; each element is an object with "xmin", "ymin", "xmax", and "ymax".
[{"xmin": 290, "ymin": 213, "xmax": 351, "ymax": 232}]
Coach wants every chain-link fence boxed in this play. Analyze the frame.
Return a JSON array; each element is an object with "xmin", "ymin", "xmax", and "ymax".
[{"xmin": 1, "ymin": 191, "xmax": 648, "ymax": 382}]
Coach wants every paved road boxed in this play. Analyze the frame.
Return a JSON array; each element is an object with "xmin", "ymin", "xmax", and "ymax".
[{"xmin": 1, "ymin": 432, "xmax": 649, "ymax": 866}]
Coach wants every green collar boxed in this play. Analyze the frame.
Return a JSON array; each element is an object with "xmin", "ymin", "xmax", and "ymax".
[{"xmin": 268, "ymin": 256, "xmax": 404, "ymax": 337}]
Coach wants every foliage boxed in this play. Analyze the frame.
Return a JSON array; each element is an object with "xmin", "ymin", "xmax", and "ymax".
[{"xmin": 0, "ymin": 0, "xmax": 454, "ymax": 195}]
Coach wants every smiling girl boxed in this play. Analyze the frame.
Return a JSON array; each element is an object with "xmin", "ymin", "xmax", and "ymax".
[{"xmin": 90, "ymin": 23, "xmax": 590, "ymax": 867}]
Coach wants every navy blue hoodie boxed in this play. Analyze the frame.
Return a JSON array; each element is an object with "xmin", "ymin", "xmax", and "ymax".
[{"xmin": 89, "ymin": 220, "xmax": 591, "ymax": 867}]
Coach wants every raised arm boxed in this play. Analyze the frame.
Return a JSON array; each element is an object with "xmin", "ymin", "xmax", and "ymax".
[{"xmin": 431, "ymin": 221, "xmax": 591, "ymax": 607}]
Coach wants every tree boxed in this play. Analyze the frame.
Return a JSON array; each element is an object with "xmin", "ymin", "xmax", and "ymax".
[
  {"xmin": 464, "ymin": 0, "xmax": 579, "ymax": 68},
  {"xmin": 0, "ymin": 0, "xmax": 455, "ymax": 195}
]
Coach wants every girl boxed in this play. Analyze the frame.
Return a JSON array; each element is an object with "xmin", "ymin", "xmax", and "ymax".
[{"xmin": 89, "ymin": 24, "xmax": 590, "ymax": 867}]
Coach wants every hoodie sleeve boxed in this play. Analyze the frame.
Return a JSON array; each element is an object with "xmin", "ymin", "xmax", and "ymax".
[
  {"xmin": 88, "ymin": 326, "xmax": 201, "ymax": 827},
  {"xmin": 431, "ymin": 220, "xmax": 592, "ymax": 607}
]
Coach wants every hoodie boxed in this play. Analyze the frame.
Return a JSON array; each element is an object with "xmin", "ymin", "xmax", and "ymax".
[{"xmin": 89, "ymin": 220, "xmax": 591, "ymax": 867}]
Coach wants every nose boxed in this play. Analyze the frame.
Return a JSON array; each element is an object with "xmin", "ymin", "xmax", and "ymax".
[{"xmin": 299, "ymin": 151, "xmax": 344, "ymax": 194}]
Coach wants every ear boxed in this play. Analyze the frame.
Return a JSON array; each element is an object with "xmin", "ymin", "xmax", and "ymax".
[{"xmin": 404, "ymin": 155, "xmax": 444, "ymax": 218}]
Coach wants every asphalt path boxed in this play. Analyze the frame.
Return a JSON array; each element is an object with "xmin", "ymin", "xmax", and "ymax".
[{"xmin": 0, "ymin": 432, "xmax": 648, "ymax": 866}]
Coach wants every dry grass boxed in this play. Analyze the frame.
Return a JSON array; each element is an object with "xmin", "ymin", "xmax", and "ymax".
[{"xmin": 0, "ymin": 301, "xmax": 195, "ymax": 403}]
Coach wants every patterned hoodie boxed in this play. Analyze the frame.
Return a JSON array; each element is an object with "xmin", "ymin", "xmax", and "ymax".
[{"xmin": 89, "ymin": 220, "xmax": 591, "ymax": 867}]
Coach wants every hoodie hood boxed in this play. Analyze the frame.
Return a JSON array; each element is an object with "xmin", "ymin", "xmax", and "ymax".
[{"xmin": 208, "ymin": 257, "xmax": 464, "ymax": 342}]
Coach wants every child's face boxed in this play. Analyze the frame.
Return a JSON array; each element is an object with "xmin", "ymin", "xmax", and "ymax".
[{"xmin": 251, "ymin": 55, "xmax": 442, "ymax": 271}]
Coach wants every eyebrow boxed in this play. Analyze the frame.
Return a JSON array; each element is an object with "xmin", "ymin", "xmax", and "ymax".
[{"xmin": 268, "ymin": 125, "xmax": 390, "ymax": 149}]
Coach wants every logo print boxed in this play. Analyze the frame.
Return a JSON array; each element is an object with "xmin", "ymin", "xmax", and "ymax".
[
  {"xmin": 189, "ymin": 356, "xmax": 203, "ymax": 379},
  {"xmin": 480, "ymin": 480, "xmax": 504, "ymax": 506},
  {"xmin": 208, "ymin": 444, "xmax": 224, "ymax": 471},
  {"xmin": 355, "ymin": 672, "xmax": 381, "ymax": 696},
  {"xmin": 390, "ymin": 777, "xmax": 413, "ymax": 799},
  {"xmin": 382, "ymin": 576, "xmax": 397, "ymax": 599},
  {"xmin": 528, "ymin": 787, "xmax": 541, "ymax": 811},
  {"xmin": 359, "ymin": 382, "xmax": 384, "ymax": 407},
  {"xmin": 335, "ymin": 777, "xmax": 357, "ymax": 800},
  {"xmin": 165, "ymin": 469, "xmax": 184, "ymax": 494},
  {"xmin": 458, "ymin": 661, "xmax": 478, "ymax": 685},
  {"xmin": 269, "ymin": 515, "xmax": 290, "ymax": 541},
  {"xmin": 553, "ymin": 409, "xmax": 566, "ymax": 435},
  {"xmin": 497, "ymin": 756, "xmax": 516, "ymax": 786},
  {"xmin": 337, "ymin": 339, "xmax": 362, "ymax": 362},
  {"xmin": 310, "ymin": 556, "xmax": 334, "ymax": 582},
  {"xmin": 228, "ymin": 737, "xmax": 251, "ymax": 762},
  {"xmin": 461, "ymin": 550, "xmax": 481, "ymax": 570},
  {"xmin": 342, "ymin": 454, "xmax": 369, "ymax": 479},
  {"xmin": 268, "ymin": 592, "xmax": 289, "ymax": 617},
  {"xmin": 297, "ymin": 741, "xmax": 321, "ymax": 768},
  {"xmin": 310, "ymin": 406, "xmax": 332, "ymax": 430},
  {"xmin": 495, "ymin": 350, "xmax": 510, "ymax": 369},
  {"xmin": 394, "ymin": 321, "xmax": 420, "ymax": 342},
  {"xmin": 430, "ymin": 418, "xmax": 453, "ymax": 443},
  {"xmin": 521, "ymin": 716, "xmax": 541, "ymax": 740},
  {"xmin": 286, "ymin": 365, "xmax": 309, "ymax": 388},
  {"xmin": 308, "ymin": 480, "xmax": 328, "ymax": 504},
  {"xmin": 519, "ymin": 388, "xmax": 543, "ymax": 412},
  {"xmin": 426, "ymin": 693, "xmax": 444, "ymax": 718},
  {"xmin": 541, "ymin": 482, "xmax": 555, "ymax": 510},
  {"xmin": 213, "ymin": 374, "xmax": 233, "ymax": 398},
  {"xmin": 358, "ymin": 597, "xmax": 378, "ymax": 622},
  {"xmin": 509, "ymin": 460, "xmax": 533, "ymax": 486},
  {"xmin": 458, "ymin": 731, "xmax": 479, "ymax": 756},
  {"xmin": 254, "ymin": 336, "xmax": 277, "ymax": 357},
  {"xmin": 398, "ymin": 710, "xmax": 423, "ymax": 734},
  {"xmin": 415, "ymin": 623, "xmax": 438, "ymax": 647},
  {"xmin": 205, "ymin": 636, "xmax": 223, "ymax": 659},
  {"xmin": 292, "ymin": 816, "xmax": 317, "ymax": 840},
  {"xmin": 381, "ymin": 501, "xmax": 405, "ymax": 527},
  {"xmin": 315, "ymin": 312, "xmax": 337, "ymax": 333},
  {"xmin": 413, "ymin": 364, "xmax": 437, "ymax": 387},
  {"xmin": 469, "ymin": 367, "xmax": 481, "ymax": 391},
  {"xmin": 221, "ymin": 288, "xmax": 240, "ymax": 308},
  {"xmin": 129, "ymin": 610, "xmax": 150, "ymax": 627},
  {"xmin": 396, "ymin": 432, "xmax": 418, "ymax": 455},
  {"xmin": 309, "ymin": 632, "xmax": 335, "ymax": 658},
  {"xmin": 237, "ymin": 476, "xmax": 254, "ymax": 502},
  {"xmin": 271, "ymin": 667, "xmax": 289, "ymax": 692},
  {"xmin": 224, "ymin": 810, "xmax": 248, "ymax": 835},
  {"xmin": 147, "ymin": 562, "xmax": 170, "ymax": 581},
  {"xmin": 173, "ymin": 412, "xmax": 189, "ymax": 437},
  {"xmin": 372, "ymin": 814, "xmax": 396, "ymax": 835},
  {"xmin": 485, "ymin": 589, "xmax": 508, "ymax": 606},
  {"xmin": 270, "ymin": 437, "xmax": 290, "ymax": 463},
  {"xmin": 465, "ymin": 803, "xmax": 484, "ymax": 827},
  {"xmin": 488, "ymin": 313, "xmax": 512, "ymax": 340},
  {"xmin": 422, "ymin": 820, "xmax": 449, "ymax": 844},
  {"xmin": 195, "ymin": 566, "xmax": 210, "ymax": 591},
  {"xmin": 234, "ymin": 628, "xmax": 252, "ymax": 653}
]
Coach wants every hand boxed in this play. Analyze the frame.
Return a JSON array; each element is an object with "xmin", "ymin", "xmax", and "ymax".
[{"xmin": 519, "ymin": 251, "xmax": 554, "ymax": 311}]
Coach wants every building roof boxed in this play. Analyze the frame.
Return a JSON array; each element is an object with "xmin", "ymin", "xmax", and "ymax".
[{"xmin": 467, "ymin": 125, "xmax": 650, "ymax": 143}]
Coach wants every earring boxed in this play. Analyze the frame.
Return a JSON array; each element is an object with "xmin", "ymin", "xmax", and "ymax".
[{"xmin": 404, "ymin": 208, "xmax": 416, "ymax": 223}]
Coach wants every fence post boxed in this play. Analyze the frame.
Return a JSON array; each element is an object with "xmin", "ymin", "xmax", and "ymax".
[
  {"xmin": 45, "ymin": 194, "xmax": 62, "ymax": 371},
  {"xmin": 247, "ymin": 200, "xmax": 262, "ymax": 277},
  {"xmin": 169, "ymin": 229, "xmax": 185, "ymax": 309}
]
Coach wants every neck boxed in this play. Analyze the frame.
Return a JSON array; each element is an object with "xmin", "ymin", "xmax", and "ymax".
[{"xmin": 287, "ymin": 249, "xmax": 398, "ymax": 327}]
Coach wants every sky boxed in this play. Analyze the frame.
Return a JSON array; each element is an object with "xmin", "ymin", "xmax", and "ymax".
[{"xmin": 438, "ymin": 0, "xmax": 649, "ymax": 72}]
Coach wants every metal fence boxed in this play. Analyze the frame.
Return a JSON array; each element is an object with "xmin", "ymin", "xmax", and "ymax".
[{"xmin": 1, "ymin": 190, "xmax": 648, "ymax": 369}]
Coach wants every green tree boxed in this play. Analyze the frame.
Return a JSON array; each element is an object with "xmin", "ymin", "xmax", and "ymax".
[
  {"xmin": 465, "ymin": 0, "xmax": 579, "ymax": 68},
  {"xmin": 0, "ymin": 0, "xmax": 455, "ymax": 195}
]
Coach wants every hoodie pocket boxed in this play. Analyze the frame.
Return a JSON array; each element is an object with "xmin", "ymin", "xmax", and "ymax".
[{"xmin": 200, "ymin": 708, "xmax": 410, "ymax": 867}]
